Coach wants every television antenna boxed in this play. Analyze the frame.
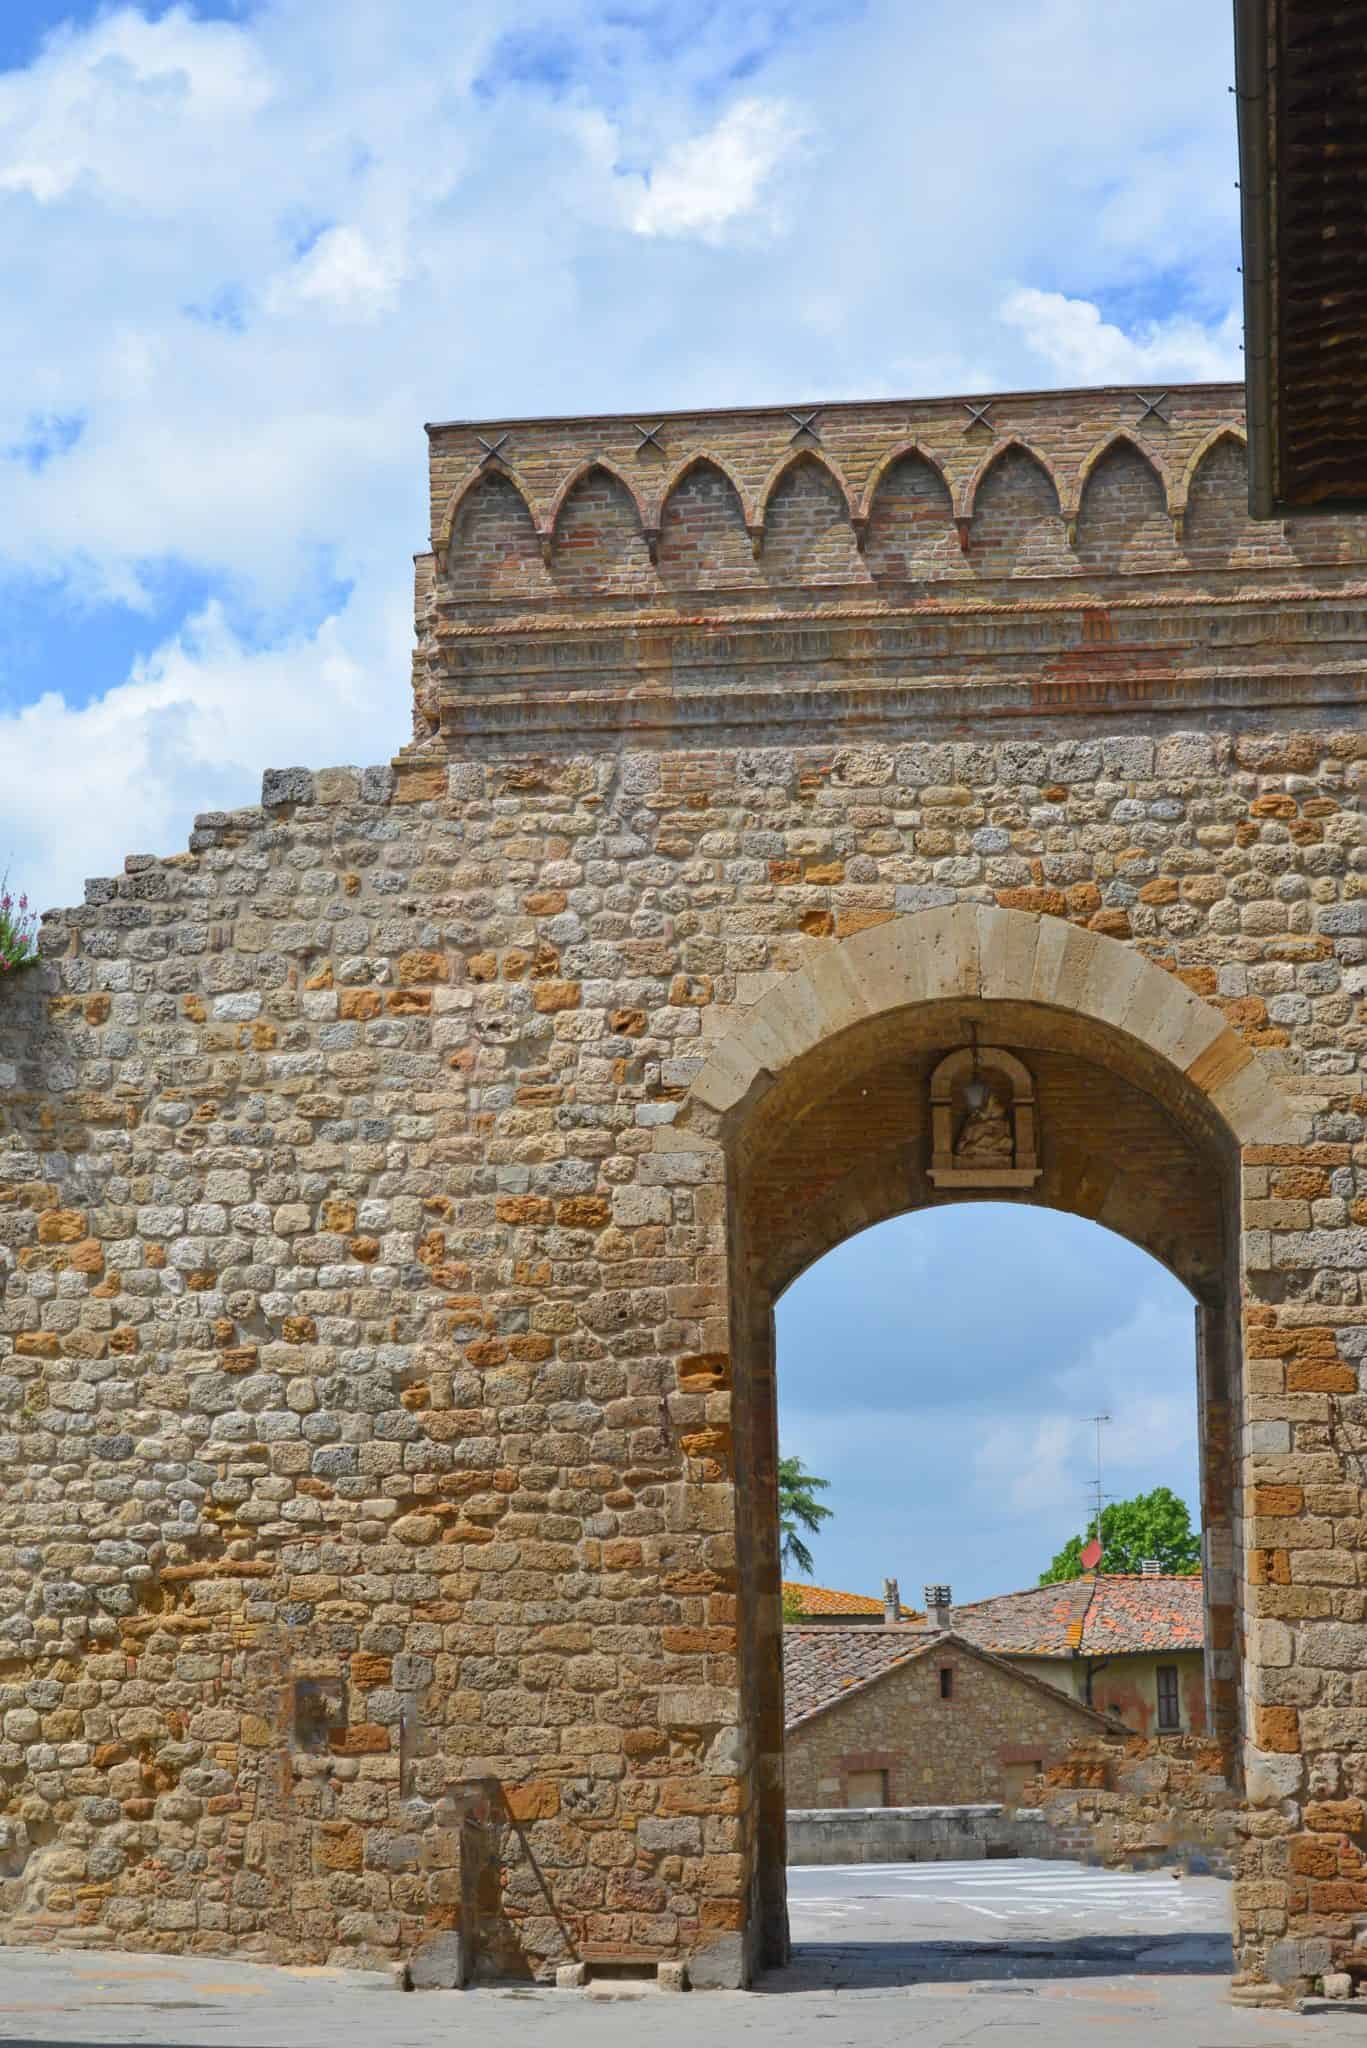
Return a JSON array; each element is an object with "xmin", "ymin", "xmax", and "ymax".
[{"xmin": 1085, "ymin": 1412, "xmax": 1113, "ymax": 1561}]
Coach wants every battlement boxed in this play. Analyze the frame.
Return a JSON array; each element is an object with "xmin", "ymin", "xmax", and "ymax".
[{"xmin": 411, "ymin": 383, "xmax": 1367, "ymax": 752}]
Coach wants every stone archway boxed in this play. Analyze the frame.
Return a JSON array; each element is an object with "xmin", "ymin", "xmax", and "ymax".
[
  {"xmin": 655, "ymin": 906, "xmax": 1302, "ymax": 1981},
  {"xmin": 3, "ymin": 384, "xmax": 1362, "ymax": 2006}
]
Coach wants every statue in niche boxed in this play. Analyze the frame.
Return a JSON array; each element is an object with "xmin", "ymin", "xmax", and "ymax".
[
  {"xmin": 929, "ymin": 1040, "xmax": 1042, "ymax": 1190},
  {"xmin": 954, "ymin": 1085, "xmax": 1013, "ymax": 1165}
]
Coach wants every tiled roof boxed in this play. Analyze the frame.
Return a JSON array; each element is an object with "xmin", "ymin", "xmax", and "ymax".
[
  {"xmin": 951, "ymin": 1575, "xmax": 1204, "ymax": 1660},
  {"xmin": 782, "ymin": 1580, "xmax": 918, "ymax": 1620},
  {"xmin": 783, "ymin": 1628, "xmax": 931, "ymax": 1725},
  {"xmin": 782, "ymin": 1626, "xmax": 1117, "ymax": 1732},
  {"xmin": 1079, "ymin": 1575, "xmax": 1205, "ymax": 1655},
  {"xmin": 945, "ymin": 1580, "xmax": 1095, "ymax": 1656}
]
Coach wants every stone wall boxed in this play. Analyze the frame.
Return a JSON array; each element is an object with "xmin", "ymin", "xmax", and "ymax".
[
  {"xmin": 1018, "ymin": 1732, "xmax": 1240, "ymax": 1877},
  {"xmin": 786, "ymin": 1803, "xmax": 1042, "ymax": 1866},
  {"xmin": 784, "ymin": 1637, "xmax": 1111, "ymax": 1809},
  {"xmin": 0, "ymin": 382, "xmax": 1363, "ymax": 1996}
]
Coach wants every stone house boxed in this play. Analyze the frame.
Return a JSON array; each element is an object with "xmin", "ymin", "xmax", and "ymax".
[
  {"xmin": 784, "ymin": 1626, "xmax": 1114, "ymax": 1809},
  {"xmin": 950, "ymin": 1574, "xmax": 1206, "ymax": 1736}
]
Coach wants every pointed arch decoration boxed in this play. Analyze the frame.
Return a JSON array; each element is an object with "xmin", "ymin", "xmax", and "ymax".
[
  {"xmin": 546, "ymin": 457, "xmax": 656, "ymax": 561},
  {"xmin": 751, "ymin": 445, "xmax": 857, "ymax": 559},
  {"xmin": 435, "ymin": 463, "xmax": 545, "ymax": 566},
  {"xmin": 854, "ymin": 439, "xmax": 955, "ymax": 554},
  {"xmin": 652, "ymin": 451, "xmax": 757, "ymax": 532},
  {"xmin": 1065, "ymin": 431, "xmax": 1175, "ymax": 546},
  {"xmin": 956, "ymin": 438, "xmax": 1065, "ymax": 552},
  {"xmin": 1173, "ymin": 425, "xmax": 1248, "ymax": 544},
  {"xmin": 649, "ymin": 452, "xmax": 756, "ymax": 567}
]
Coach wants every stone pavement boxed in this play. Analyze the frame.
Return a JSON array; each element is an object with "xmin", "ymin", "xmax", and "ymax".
[{"xmin": 3, "ymin": 1860, "xmax": 1367, "ymax": 2046}]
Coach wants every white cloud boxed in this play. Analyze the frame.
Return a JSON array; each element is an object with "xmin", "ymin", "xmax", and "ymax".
[
  {"xmin": 0, "ymin": 0, "xmax": 1247, "ymax": 914},
  {"xmin": 0, "ymin": 8, "xmax": 273, "ymax": 206},
  {"xmin": 972, "ymin": 1296, "xmax": 1199, "ymax": 1522},
  {"xmin": 999, "ymin": 287, "xmax": 1242, "ymax": 384},
  {"xmin": 0, "ymin": 582, "xmax": 410, "ymax": 903},
  {"xmin": 626, "ymin": 97, "xmax": 801, "ymax": 241},
  {"xmin": 283, "ymin": 225, "xmax": 408, "ymax": 319}
]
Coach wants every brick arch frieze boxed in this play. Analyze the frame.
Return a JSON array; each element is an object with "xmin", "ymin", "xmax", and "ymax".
[{"xmin": 1064, "ymin": 428, "xmax": 1176, "ymax": 545}]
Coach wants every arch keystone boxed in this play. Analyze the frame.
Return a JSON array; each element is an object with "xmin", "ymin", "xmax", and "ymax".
[
  {"xmin": 1028, "ymin": 915, "xmax": 1094, "ymax": 1010},
  {"xmin": 976, "ymin": 903, "xmax": 1040, "ymax": 998}
]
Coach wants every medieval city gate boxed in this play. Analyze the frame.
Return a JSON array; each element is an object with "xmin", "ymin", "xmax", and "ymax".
[{"xmin": 0, "ymin": 384, "xmax": 1362, "ymax": 2000}]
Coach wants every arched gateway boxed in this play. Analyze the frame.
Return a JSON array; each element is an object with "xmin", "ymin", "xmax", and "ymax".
[{"xmin": 0, "ymin": 385, "xmax": 1362, "ymax": 2002}]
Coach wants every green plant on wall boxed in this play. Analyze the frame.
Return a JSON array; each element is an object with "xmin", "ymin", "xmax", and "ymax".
[{"xmin": 0, "ymin": 877, "xmax": 38, "ymax": 976}]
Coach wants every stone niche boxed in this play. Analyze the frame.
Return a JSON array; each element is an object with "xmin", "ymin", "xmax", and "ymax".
[{"xmin": 928, "ymin": 1045, "xmax": 1041, "ymax": 1190}]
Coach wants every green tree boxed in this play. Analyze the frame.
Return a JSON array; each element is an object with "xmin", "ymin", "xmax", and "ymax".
[
  {"xmin": 1040, "ymin": 1486, "xmax": 1201, "ymax": 1583},
  {"xmin": 778, "ymin": 1454, "xmax": 833, "ymax": 1577}
]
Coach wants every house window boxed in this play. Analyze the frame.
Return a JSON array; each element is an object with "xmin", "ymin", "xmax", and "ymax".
[
  {"xmin": 846, "ymin": 1769, "xmax": 888, "ymax": 1808},
  {"xmin": 939, "ymin": 1666, "xmax": 954, "ymax": 1700},
  {"xmin": 1156, "ymin": 1665, "xmax": 1181, "ymax": 1731}
]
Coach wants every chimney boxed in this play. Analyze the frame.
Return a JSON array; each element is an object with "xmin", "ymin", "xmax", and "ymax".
[
  {"xmin": 924, "ymin": 1583, "xmax": 952, "ymax": 1631},
  {"xmin": 1140, "ymin": 1558, "xmax": 1161, "ymax": 1577},
  {"xmin": 882, "ymin": 1577, "xmax": 900, "ymax": 1626}
]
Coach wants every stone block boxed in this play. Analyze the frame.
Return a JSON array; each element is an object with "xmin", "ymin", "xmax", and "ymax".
[
  {"xmin": 261, "ymin": 767, "xmax": 316, "ymax": 808},
  {"xmin": 408, "ymin": 1932, "xmax": 466, "ymax": 1990}
]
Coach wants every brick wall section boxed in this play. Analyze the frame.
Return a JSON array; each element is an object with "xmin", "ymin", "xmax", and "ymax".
[
  {"xmin": 0, "ymin": 382, "xmax": 1362, "ymax": 1996},
  {"xmin": 784, "ymin": 1639, "xmax": 1112, "ymax": 1808}
]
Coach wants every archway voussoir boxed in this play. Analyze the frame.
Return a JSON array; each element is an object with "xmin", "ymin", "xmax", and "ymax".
[
  {"xmin": 1210, "ymin": 1060, "xmax": 1308, "ymax": 1147},
  {"xmin": 1078, "ymin": 930, "xmax": 1149, "ymax": 1030},
  {"xmin": 801, "ymin": 940, "xmax": 880, "ymax": 1034},
  {"xmin": 976, "ymin": 902, "xmax": 1040, "ymax": 999},
  {"xmin": 692, "ymin": 1039, "xmax": 767, "ymax": 1115},
  {"xmin": 1142, "ymin": 987, "xmax": 1227, "ymax": 1075},
  {"xmin": 1028, "ymin": 914, "xmax": 1093, "ymax": 1009},
  {"xmin": 1184, "ymin": 1028, "xmax": 1254, "ymax": 1102},
  {"xmin": 840, "ymin": 916, "xmax": 927, "ymax": 1007}
]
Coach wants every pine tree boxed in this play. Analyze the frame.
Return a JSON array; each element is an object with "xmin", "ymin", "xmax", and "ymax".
[{"xmin": 778, "ymin": 1454, "xmax": 833, "ymax": 1576}]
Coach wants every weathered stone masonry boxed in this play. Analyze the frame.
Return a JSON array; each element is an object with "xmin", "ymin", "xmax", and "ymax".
[{"xmin": 0, "ymin": 382, "xmax": 1362, "ymax": 1999}]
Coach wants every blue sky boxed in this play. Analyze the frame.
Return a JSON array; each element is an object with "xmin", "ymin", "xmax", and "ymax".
[
  {"xmin": 0, "ymin": 0, "xmax": 1234, "ymax": 1596},
  {"xmin": 778, "ymin": 1208, "xmax": 1199, "ymax": 1605}
]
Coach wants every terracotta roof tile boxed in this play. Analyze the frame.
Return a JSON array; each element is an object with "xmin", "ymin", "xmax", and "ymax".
[
  {"xmin": 782, "ymin": 1580, "xmax": 918, "ymax": 1619},
  {"xmin": 950, "ymin": 1575, "xmax": 1204, "ymax": 1659},
  {"xmin": 1079, "ymin": 1575, "xmax": 1204, "ymax": 1655},
  {"xmin": 782, "ymin": 1628, "xmax": 931, "ymax": 1725},
  {"xmin": 947, "ymin": 1579, "xmax": 1095, "ymax": 1656}
]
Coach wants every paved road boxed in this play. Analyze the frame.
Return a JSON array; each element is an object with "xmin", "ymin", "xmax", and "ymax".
[
  {"xmin": 789, "ymin": 1855, "xmax": 1230, "ymax": 1943},
  {"xmin": 1, "ymin": 1860, "xmax": 1364, "ymax": 2046}
]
